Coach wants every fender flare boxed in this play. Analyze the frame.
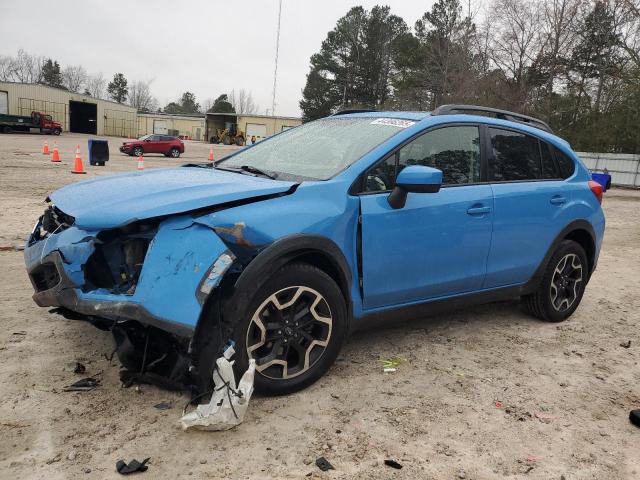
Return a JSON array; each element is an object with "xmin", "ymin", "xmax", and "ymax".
[
  {"xmin": 523, "ymin": 219, "xmax": 597, "ymax": 293},
  {"xmin": 222, "ymin": 234, "xmax": 353, "ymax": 329}
]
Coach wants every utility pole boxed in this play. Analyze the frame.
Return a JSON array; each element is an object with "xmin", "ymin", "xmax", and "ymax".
[{"xmin": 271, "ymin": 0, "xmax": 282, "ymax": 117}]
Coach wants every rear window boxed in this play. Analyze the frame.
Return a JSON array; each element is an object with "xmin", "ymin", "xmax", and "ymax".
[
  {"xmin": 540, "ymin": 142, "xmax": 559, "ymax": 179},
  {"xmin": 550, "ymin": 145, "xmax": 576, "ymax": 179},
  {"xmin": 489, "ymin": 128, "xmax": 542, "ymax": 181}
]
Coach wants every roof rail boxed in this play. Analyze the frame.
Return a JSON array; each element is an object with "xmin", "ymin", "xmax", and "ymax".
[
  {"xmin": 432, "ymin": 104, "xmax": 553, "ymax": 133},
  {"xmin": 331, "ymin": 109, "xmax": 377, "ymax": 116}
]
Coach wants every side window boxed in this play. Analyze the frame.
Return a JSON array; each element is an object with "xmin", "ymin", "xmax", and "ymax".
[
  {"xmin": 550, "ymin": 145, "xmax": 576, "ymax": 179},
  {"xmin": 364, "ymin": 126, "xmax": 481, "ymax": 192},
  {"xmin": 398, "ymin": 126, "xmax": 481, "ymax": 185},
  {"xmin": 540, "ymin": 142, "xmax": 560, "ymax": 179},
  {"xmin": 490, "ymin": 128, "xmax": 542, "ymax": 181},
  {"xmin": 365, "ymin": 154, "xmax": 395, "ymax": 192}
]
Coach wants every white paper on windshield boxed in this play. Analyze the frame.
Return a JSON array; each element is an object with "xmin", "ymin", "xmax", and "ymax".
[{"xmin": 370, "ymin": 118, "xmax": 415, "ymax": 128}]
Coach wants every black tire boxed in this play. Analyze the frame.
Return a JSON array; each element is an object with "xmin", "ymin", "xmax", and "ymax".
[
  {"xmin": 199, "ymin": 263, "xmax": 348, "ymax": 396},
  {"xmin": 170, "ymin": 148, "xmax": 180, "ymax": 158},
  {"xmin": 133, "ymin": 146, "xmax": 143, "ymax": 157},
  {"xmin": 522, "ymin": 240, "xmax": 588, "ymax": 322},
  {"xmin": 223, "ymin": 135, "xmax": 231, "ymax": 145},
  {"xmin": 235, "ymin": 137, "xmax": 245, "ymax": 146},
  {"xmin": 54, "ymin": 129, "xmax": 61, "ymax": 136},
  {"xmin": 3, "ymin": 126, "xmax": 12, "ymax": 134}
]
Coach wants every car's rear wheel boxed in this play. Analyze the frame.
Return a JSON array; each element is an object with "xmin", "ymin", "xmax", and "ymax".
[
  {"xmin": 132, "ymin": 146, "xmax": 143, "ymax": 157},
  {"xmin": 522, "ymin": 240, "xmax": 588, "ymax": 322},
  {"xmin": 198, "ymin": 263, "xmax": 347, "ymax": 396},
  {"xmin": 170, "ymin": 148, "xmax": 180, "ymax": 158},
  {"xmin": 3, "ymin": 126, "xmax": 12, "ymax": 134}
]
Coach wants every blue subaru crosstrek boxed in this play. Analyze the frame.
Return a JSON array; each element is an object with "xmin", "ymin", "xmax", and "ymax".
[{"xmin": 24, "ymin": 105, "xmax": 605, "ymax": 395}]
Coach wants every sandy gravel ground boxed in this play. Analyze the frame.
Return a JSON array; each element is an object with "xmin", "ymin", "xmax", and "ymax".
[{"xmin": 1, "ymin": 132, "xmax": 639, "ymax": 480}]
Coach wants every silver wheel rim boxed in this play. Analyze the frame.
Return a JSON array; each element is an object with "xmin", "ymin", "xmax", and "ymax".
[
  {"xmin": 171, "ymin": 149, "xmax": 179, "ymax": 157},
  {"xmin": 550, "ymin": 253, "xmax": 583, "ymax": 312},
  {"xmin": 246, "ymin": 286, "xmax": 332, "ymax": 380}
]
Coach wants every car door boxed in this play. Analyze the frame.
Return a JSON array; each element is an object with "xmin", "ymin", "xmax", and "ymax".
[
  {"xmin": 359, "ymin": 124, "xmax": 494, "ymax": 310},
  {"xmin": 483, "ymin": 127, "xmax": 570, "ymax": 288},
  {"xmin": 145, "ymin": 135, "xmax": 161, "ymax": 153}
]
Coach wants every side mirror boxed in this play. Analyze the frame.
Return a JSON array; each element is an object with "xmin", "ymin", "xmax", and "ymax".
[{"xmin": 388, "ymin": 165, "xmax": 442, "ymax": 209}]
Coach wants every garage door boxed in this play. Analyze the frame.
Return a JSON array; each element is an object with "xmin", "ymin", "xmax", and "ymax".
[
  {"xmin": 153, "ymin": 120, "xmax": 168, "ymax": 135},
  {"xmin": 246, "ymin": 123, "xmax": 267, "ymax": 140},
  {"xmin": 0, "ymin": 91, "xmax": 7, "ymax": 114}
]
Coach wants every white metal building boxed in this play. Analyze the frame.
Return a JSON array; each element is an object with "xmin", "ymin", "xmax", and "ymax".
[{"xmin": 0, "ymin": 81, "xmax": 137, "ymax": 137}]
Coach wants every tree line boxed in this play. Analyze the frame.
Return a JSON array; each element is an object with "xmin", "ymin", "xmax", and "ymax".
[
  {"xmin": 300, "ymin": 0, "xmax": 640, "ymax": 153},
  {"xmin": 0, "ymin": 49, "xmax": 259, "ymax": 115}
]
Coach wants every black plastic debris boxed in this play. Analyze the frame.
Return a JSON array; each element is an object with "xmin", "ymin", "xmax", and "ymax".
[
  {"xmin": 384, "ymin": 459, "xmax": 403, "ymax": 469},
  {"xmin": 116, "ymin": 457, "xmax": 150, "ymax": 475},
  {"xmin": 630, "ymin": 409, "xmax": 640, "ymax": 427},
  {"xmin": 620, "ymin": 340, "xmax": 631, "ymax": 348},
  {"xmin": 74, "ymin": 362, "xmax": 86, "ymax": 374},
  {"xmin": 153, "ymin": 401, "xmax": 173, "ymax": 410},
  {"xmin": 315, "ymin": 457, "xmax": 334, "ymax": 471},
  {"xmin": 63, "ymin": 377, "xmax": 99, "ymax": 392}
]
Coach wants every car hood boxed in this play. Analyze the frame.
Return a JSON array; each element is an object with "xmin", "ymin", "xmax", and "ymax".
[{"xmin": 49, "ymin": 167, "xmax": 296, "ymax": 230}]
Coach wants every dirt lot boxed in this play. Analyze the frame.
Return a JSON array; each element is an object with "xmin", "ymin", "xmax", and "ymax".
[{"xmin": 1, "ymin": 132, "xmax": 639, "ymax": 479}]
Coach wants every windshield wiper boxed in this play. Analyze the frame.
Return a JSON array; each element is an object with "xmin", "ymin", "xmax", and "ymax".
[
  {"xmin": 239, "ymin": 165, "xmax": 277, "ymax": 179},
  {"xmin": 213, "ymin": 163, "xmax": 277, "ymax": 179}
]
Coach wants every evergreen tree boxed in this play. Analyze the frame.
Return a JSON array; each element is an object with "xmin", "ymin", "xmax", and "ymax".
[
  {"xmin": 41, "ymin": 59, "xmax": 63, "ymax": 88},
  {"xmin": 107, "ymin": 73, "xmax": 128, "ymax": 103},
  {"xmin": 211, "ymin": 94, "xmax": 235, "ymax": 113}
]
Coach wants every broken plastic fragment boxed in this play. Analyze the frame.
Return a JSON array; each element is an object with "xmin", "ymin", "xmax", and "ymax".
[{"xmin": 180, "ymin": 351, "xmax": 255, "ymax": 431}]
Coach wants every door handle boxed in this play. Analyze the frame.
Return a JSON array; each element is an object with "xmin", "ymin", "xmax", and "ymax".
[
  {"xmin": 467, "ymin": 205, "xmax": 491, "ymax": 216},
  {"xmin": 550, "ymin": 195, "xmax": 567, "ymax": 205}
]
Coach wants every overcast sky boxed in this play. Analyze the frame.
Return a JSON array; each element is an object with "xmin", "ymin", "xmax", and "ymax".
[{"xmin": 0, "ymin": 0, "xmax": 451, "ymax": 117}]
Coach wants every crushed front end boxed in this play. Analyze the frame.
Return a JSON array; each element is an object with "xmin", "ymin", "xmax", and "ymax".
[{"xmin": 24, "ymin": 204, "xmax": 237, "ymax": 390}]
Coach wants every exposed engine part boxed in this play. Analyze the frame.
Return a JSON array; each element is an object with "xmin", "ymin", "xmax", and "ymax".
[{"xmin": 84, "ymin": 223, "xmax": 156, "ymax": 294}]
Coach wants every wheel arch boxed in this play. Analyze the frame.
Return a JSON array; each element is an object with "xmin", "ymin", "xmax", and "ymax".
[
  {"xmin": 524, "ymin": 220, "xmax": 597, "ymax": 293},
  {"xmin": 234, "ymin": 234, "xmax": 352, "ymax": 308}
]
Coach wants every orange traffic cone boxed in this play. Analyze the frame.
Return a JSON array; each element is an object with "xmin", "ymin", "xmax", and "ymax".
[
  {"xmin": 208, "ymin": 147, "xmax": 214, "ymax": 162},
  {"xmin": 137, "ymin": 154, "xmax": 144, "ymax": 171},
  {"xmin": 71, "ymin": 144, "xmax": 86, "ymax": 174},
  {"xmin": 51, "ymin": 142, "xmax": 61, "ymax": 162},
  {"xmin": 42, "ymin": 140, "xmax": 49, "ymax": 155}
]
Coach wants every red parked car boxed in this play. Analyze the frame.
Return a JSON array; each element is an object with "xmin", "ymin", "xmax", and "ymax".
[{"xmin": 120, "ymin": 134, "xmax": 184, "ymax": 158}]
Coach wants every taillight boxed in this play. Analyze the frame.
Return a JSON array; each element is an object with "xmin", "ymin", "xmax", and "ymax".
[{"xmin": 588, "ymin": 180, "xmax": 603, "ymax": 204}]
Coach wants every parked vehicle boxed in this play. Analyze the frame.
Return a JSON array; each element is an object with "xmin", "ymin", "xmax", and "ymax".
[
  {"xmin": 24, "ymin": 105, "xmax": 605, "ymax": 396},
  {"xmin": 119, "ymin": 134, "xmax": 184, "ymax": 158},
  {"xmin": 0, "ymin": 111, "xmax": 62, "ymax": 134}
]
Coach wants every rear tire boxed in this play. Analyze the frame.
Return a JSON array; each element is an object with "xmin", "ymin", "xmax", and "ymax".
[
  {"xmin": 522, "ymin": 240, "xmax": 588, "ymax": 322},
  {"xmin": 3, "ymin": 126, "xmax": 12, "ymax": 134},
  {"xmin": 170, "ymin": 148, "xmax": 180, "ymax": 158}
]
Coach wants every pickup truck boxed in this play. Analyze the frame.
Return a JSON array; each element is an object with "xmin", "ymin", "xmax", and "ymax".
[{"xmin": 0, "ymin": 111, "xmax": 62, "ymax": 135}]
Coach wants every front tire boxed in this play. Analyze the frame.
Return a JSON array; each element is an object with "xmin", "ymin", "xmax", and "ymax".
[
  {"xmin": 522, "ymin": 240, "xmax": 588, "ymax": 322},
  {"xmin": 200, "ymin": 263, "xmax": 348, "ymax": 396},
  {"xmin": 132, "ymin": 146, "xmax": 143, "ymax": 157}
]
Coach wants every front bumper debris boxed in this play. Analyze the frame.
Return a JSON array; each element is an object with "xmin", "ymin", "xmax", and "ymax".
[{"xmin": 24, "ymin": 213, "xmax": 234, "ymax": 337}]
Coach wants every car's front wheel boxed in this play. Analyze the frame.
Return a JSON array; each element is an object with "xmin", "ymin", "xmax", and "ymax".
[
  {"xmin": 522, "ymin": 240, "xmax": 588, "ymax": 322},
  {"xmin": 132, "ymin": 146, "xmax": 143, "ymax": 157},
  {"xmin": 198, "ymin": 263, "xmax": 347, "ymax": 396}
]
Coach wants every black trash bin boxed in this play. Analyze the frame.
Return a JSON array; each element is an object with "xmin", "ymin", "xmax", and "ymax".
[{"xmin": 88, "ymin": 139, "xmax": 109, "ymax": 166}]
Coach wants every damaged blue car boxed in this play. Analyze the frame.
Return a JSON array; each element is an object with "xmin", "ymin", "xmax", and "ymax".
[{"xmin": 24, "ymin": 105, "xmax": 605, "ymax": 395}]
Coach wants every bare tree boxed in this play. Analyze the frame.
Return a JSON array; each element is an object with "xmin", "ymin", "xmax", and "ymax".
[
  {"xmin": 128, "ymin": 79, "xmax": 158, "ymax": 112},
  {"xmin": 229, "ymin": 88, "xmax": 259, "ymax": 114},
  {"xmin": 85, "ymin": 73, "xmax": 106, "ymax": 98},
  {"xmin": 0, "ymin": 49, "xmax": 45, "ymax": 83},
  {"xmin": 62, "ymin": 65, "xmax": 87, "ymax": 92},
  {"xmin": 487, "ymin": 0, "xmax": 546, "ymax": 108},
  {"xmin": 201, "ymin": 97, "xmax": 215, "ymax": 113}
]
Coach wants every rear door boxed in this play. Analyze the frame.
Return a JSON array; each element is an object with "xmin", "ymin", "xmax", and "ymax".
[
  {"xmin": 359, "ymin": 124, "xmax": 494, "ymax": 309},
  {"xmin": 483, "ymin": 127, "xmax": 569, "ymax": 288}
]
